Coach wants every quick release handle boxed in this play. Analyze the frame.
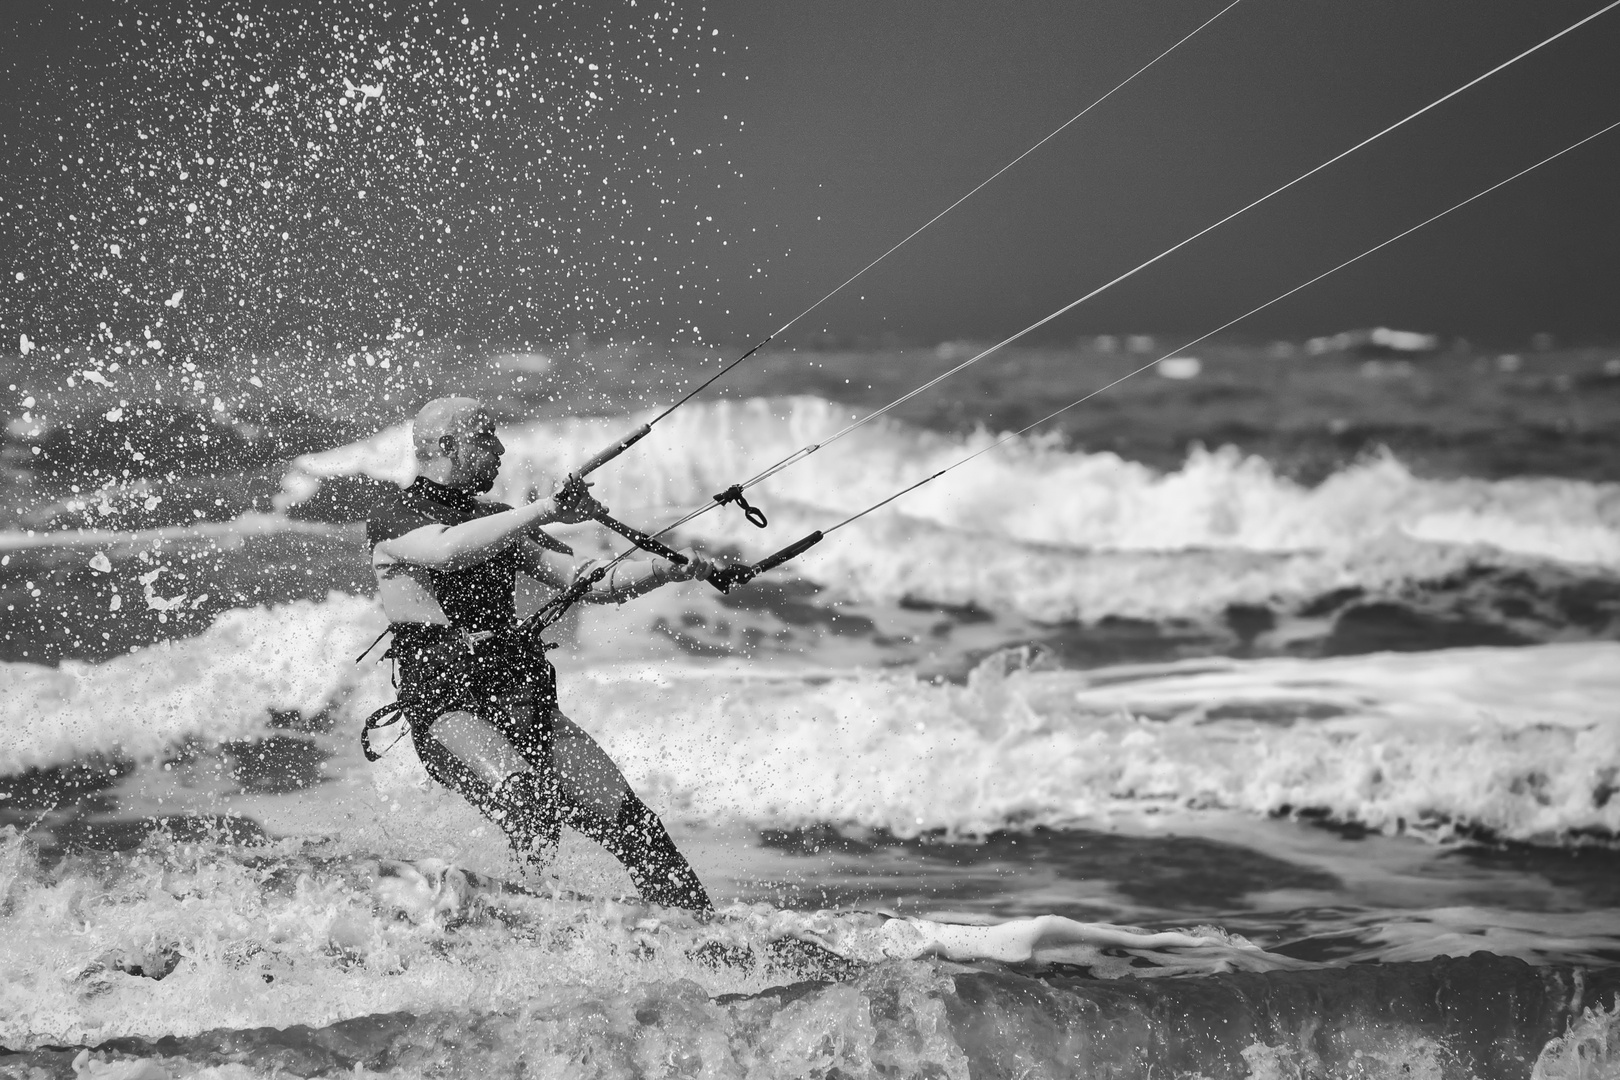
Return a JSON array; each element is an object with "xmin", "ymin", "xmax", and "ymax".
[{"xmin": 574, "ymin": 422, "xmax": 652, "ymax": 480}]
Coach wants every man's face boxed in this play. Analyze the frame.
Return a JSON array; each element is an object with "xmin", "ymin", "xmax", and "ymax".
[{"xmin": 448, "ymin": 411, "xmax": 504, "ymax": 492}]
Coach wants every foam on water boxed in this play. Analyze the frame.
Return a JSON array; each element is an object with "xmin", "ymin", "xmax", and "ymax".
[
  {"xmin": 0, "ymin": 826, "xmax": 1282, "ymax": 1048},
  {"xmin": 1534, "ymin": 1003, "xmax": 1620, "ymax": 1079},
  {"xmin": 1, "ymin": 827, "xmax": 1614, "ymax": 1077},
  {"xmin": 0, "ymin": 595, "xmax": 388, "ymax": 775},
  {"xmin": 0, "ymin": 827, "xmax": 773, "ymax": 1049},
  {"xmin": 555, "ymin": 643, "xmax": 1620, "ymax": 847},
  {"xmin": 4, "ymin": 595, "xmax": 1616, "ymax": 846}
]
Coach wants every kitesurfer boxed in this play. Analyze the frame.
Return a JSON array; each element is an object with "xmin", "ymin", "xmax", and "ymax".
[{"xmin": 365, "ymin": 396, "xmax": 715, "ymax": 911}]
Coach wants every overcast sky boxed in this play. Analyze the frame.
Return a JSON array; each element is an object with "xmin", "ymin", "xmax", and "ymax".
[
  {"xmin": 6, "ymin": 1, "xmax": 1619, "ymax": 350},
  {"xmin": 674, "ymin": 0, "xmax": 1620, "ymax": 346}
]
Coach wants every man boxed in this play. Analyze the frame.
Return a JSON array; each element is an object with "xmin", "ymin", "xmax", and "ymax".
[{"xmin": 365, "ymin": 396, "xmax": 714, "ymax": 911}]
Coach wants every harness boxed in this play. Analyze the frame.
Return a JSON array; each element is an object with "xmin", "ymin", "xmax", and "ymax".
[{"xmin": 357, "ymin": 621, "xmax": 557, "ymax": 761}]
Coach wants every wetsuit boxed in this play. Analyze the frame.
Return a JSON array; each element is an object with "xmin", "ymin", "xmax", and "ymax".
[{"xmin": 366, "ymin": 477, "xmax": 711, "ymax": 911}]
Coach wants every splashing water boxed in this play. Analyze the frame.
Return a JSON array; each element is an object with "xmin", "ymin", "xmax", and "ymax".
[{"xmin": 3, "ymin": 0, "xmax": 723, "ymax": 375}]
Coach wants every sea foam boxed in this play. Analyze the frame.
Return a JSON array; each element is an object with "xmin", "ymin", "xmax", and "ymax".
[
  {"xmin": 562, "ymin": 642, "xmax": 1620, "ymax": 846},
  {"xmin": 0, "ymin": 594, "xmax": 389, "ymax": 776},
  {"xmin": 4, "ymin": 594, "xmax": 1615, "ymax": 846},
  {"xmin": 0, "ymin": 823, "xmax": 1608, "ymax": 1076}
]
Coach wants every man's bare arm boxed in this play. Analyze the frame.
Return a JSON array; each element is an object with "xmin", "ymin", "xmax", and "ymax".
[
  {"xmin": 378, "ymin": 486, "xmax": 602, "ymax": 570},
  {"xmin": 580, "ymin": 549, "xmax": 716, "ymax": 604},
  {"xmin": 515, "ymin": 543, "xmax": 717, "ymax": 605}
]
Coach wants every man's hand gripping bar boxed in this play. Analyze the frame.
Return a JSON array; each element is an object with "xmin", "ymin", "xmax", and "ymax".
[
  {"xmin": 706, "ymin": 530, "xmax": 824, "ymax": 593},
  {"xmin": 557, "ymin": 422, "xmax": 688, "ymax": 567}
]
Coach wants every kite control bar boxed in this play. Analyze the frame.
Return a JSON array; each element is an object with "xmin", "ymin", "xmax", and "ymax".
[
  {"xmin": 543, "ymin": 422, "xmax": 838, "ymax": 601},
  {"xmin": 593, "ymin": 512, "xmax": 688, "ymax": 566},
  {"xmin": 570, "ymin": 422, "xmax": 652, "ymax": 481},
  {"xmin": 547, "ymin": 422, "xmax": 687, "ymax": 567},
  {"xmin": 706, "ymin": 530, "xmax": 824, "ymax": 593},
  {"xmin": 518, "ymin": 527, "xmax": 823, "ymax": 637}
]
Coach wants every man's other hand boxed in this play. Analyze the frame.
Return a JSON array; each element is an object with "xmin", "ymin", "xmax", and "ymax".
[
  {"xmin": 550, "ymin": 474, "xmax": 605, "ymax": 524},
  {"xmin": 668, "ymin": 548, "xmax": 721, "ymax": 581}
]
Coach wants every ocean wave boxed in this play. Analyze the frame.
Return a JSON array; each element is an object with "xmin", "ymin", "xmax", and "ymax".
[
  {"xmin": 1, "ymin": 828, "xmax": 1614, "ymax": 1075},
  {"xmin": 255, "ymin": 395, "xmax": 1620, "ymax": 629},
  {"xmin": 675, "ymin": 496, "xmax": 1620, "ymax": 631},
  {"xmin": 0, "ymin": 594, "xmax": 389, "ymax": 776},
  {"xmin": 6, "ymin": 396, "xmax": 1614, "ymax": 638},
  {"xmin": 277, "ymin": 395, "xmax": 1620, "ymax": 567},
  {"xmin": 0, "ymin": 827, "xmax": 1281, "ymax": 1051},
  {"xmin": 560, "ymin": 642, "xmax": 1620, "ymax": 847},
  {"xmin": 9, "ymin": 962, "xmax": 1610, "ymax": 1078},
  {"xmin": 5, "ymin": 595, "xmax": 1615, "ymax": 846}
]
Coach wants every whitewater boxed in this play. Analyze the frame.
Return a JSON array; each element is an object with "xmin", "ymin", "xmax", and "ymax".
[
  {"xmin": 4, "ymin": 396, "xmax": 1616, "ymax": 837},
  {"xmin": 6, "ymin": 0, "xmax": 1619, "ymax": 1069},
  {"xmin": 1, "ymin": 395, "xmax": 1617, "ymax": 1078}
]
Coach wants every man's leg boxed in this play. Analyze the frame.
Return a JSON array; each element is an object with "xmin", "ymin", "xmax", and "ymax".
[
  {"xmin": 419, "ymin": 709, "xmax": 560, "ymax": 866},
  {"xmin": 549, "ymin": 710, "xmax": 712, "ymax": 913}
]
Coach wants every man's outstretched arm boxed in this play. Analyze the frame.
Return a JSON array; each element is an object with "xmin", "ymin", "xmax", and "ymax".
[
  {"xmin": 514, "ymin": 543, "xmax": 718, "ymax": 604},
  {"xmin": 582, "ymin": 549, "xmax": 716, "ymax": 604},
  {"xmin": 379, "ymin": 485, "xmax": 602, "ymax": 571}
]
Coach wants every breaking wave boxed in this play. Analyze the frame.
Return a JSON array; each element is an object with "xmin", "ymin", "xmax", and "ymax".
[
  {"xmin": 272, "ymin": 395, "xmax": 1620, "ymax": 624},
  {"xmin": 281, "ymin": 395, "xmax": 1620, "ymax": 564}
]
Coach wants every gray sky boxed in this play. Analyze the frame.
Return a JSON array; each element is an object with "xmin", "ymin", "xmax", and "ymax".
[
  {"xmin": 5, "ymin": 1, "xmax": 1618, "ymax": 352},
  {"xmin": 672, "ymin": 0, "xmax": 1620, "ymax": 346}
]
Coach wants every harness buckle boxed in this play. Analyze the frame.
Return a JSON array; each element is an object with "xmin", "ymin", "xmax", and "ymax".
[{"xmin": 461, "ymin": 628, "xmax": 498, "ymax": 651}]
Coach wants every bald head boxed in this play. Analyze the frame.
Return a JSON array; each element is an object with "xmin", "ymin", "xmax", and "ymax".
[
  {"xmin": 412, "ymin": 396, "xmax": 504, "ymax": 491},
  {"xmin": 413, "ymin": 397, "xmax": 488, "ymax": 461}
]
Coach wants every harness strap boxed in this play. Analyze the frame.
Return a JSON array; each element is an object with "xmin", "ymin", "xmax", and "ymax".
[
  {"xmin": 360, "ymin": 700, "xmax": 409, "ymax": 761},
  {"xmin": 354, "ymin": 626, "xmax": 393, "ymax": 664}
]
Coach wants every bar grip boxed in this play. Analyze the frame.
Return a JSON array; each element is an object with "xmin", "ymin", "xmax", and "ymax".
[
  {"xmin": 754, "ymin": 530, "xmax": 824, "ymax": 575},
  {"xmin": 708, "ymin": 530, "xmax": 823, "ymax": 593},
  {"xmin": 574, "ymin": 422, "xmax": 652, "ymax": 479}
]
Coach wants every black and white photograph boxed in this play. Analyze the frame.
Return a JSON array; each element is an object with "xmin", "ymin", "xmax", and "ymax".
[{"xmin": 2, "ymin": 1, "xmax": 1619, "ymax": 1075}]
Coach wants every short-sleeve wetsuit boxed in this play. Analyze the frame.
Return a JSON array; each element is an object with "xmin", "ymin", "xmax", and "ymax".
[{"xmin": 365, "ymin": 477, "xmax": 711, "ymax": 911}]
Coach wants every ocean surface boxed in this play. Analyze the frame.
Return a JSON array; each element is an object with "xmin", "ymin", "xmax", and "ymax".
[{"xmin": 2, "ymin": 338, "xmax": 1619, "ymax": 1077}]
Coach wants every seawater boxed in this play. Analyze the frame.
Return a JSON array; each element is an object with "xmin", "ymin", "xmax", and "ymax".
[
  {"xmin": 5, "ymin": 1, "xmax": 1618, "ymax": 1070},
  {"xmin": 3, "ymin": 378, "xmax": 1620, "ymax": 1077}
]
